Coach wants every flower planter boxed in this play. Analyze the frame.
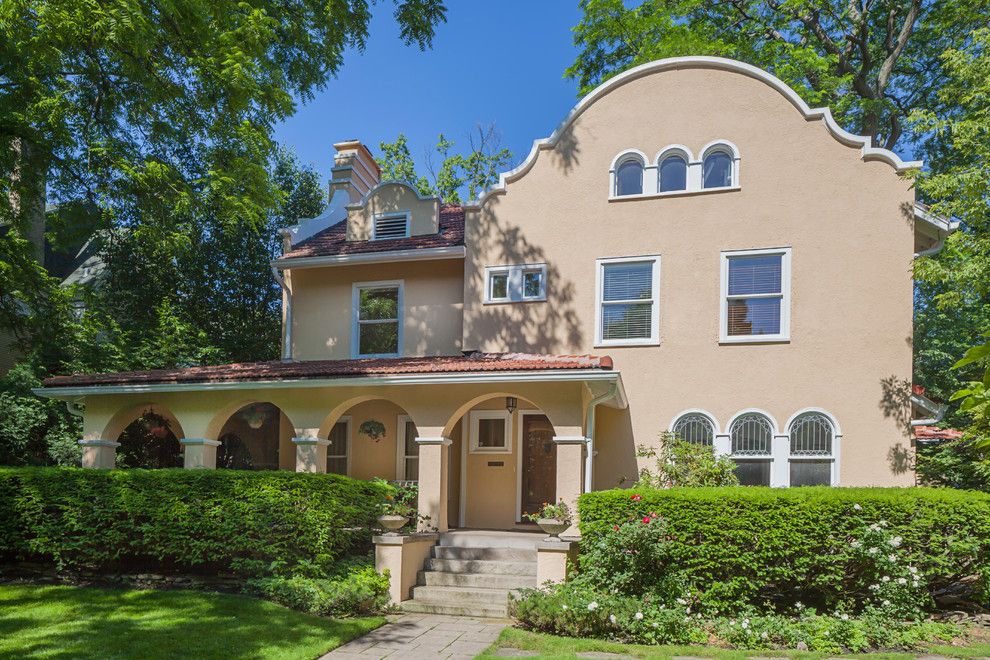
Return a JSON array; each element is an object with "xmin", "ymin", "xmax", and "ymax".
[
  {"xmin": 537, "ymin": 518, "xmax": 569, "ymax": 540},
  {"xmin": 377, "ymin": 514, "xmax": 409, "ymax": 535}
]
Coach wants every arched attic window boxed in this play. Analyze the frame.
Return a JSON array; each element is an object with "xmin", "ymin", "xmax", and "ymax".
[
  {"xmin": 702, "ymin": 143, "xmax": 738, "ymax": 189},
  {"xmin": 657, "ymin": 150, "xmax": 688, "ymax": 193},
  {"xmin": 614, "ymin": 154, "xmax": 645, "ymax": 196}
]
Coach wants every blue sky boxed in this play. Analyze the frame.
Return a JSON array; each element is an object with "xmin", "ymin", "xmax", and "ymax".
[{"xmin": 273, "ymin": 2, "xmax": 585, "ymax": 183}]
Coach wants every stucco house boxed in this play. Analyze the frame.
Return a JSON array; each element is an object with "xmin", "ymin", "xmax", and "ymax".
[{"xmin": 37, "ymin": 57, "xmax": 955, "ymax": 537}]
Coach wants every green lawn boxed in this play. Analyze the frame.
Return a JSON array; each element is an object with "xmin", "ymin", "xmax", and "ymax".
[
  {"xmin": 0, "ymin": 584, "xmax": 383, "ymax": 659},
  {"xmin": 482, "ymin": 628, "xmax": 990, "ymax": 659}
]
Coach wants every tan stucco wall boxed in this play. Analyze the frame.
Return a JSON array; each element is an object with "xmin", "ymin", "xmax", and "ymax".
[
  {"xmin": 290, "ymin": 259, "xmax": 464, "ymax": 360},
  {"xmin": 346, "ymin": 182, "xmax": 439, "ymax": 240},
  {"xmin": 463, "ymin": 65, "xmax": 916, "ymax": 486}
]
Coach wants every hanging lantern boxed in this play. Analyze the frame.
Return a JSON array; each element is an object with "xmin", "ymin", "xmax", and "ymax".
[
  {"xmin": 505, "ymin": 396, "xmax": 518, "ymax": 414},
  {"xmin": 242, "ymin": 405, "xmax": 267, "ymax": 430}
]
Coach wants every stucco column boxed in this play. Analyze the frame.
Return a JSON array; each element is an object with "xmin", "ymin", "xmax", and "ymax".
[
  {"xmin": 78, "ymin": 439, "xmax": 119, "ymax": 469},
  {"xmin": 293, "ymin": 437, "xmax": 330, "ymax": 473},
  {"xmin": 180, "ymin": 438, "xmax": 221, "ymax": 469},
  {"xmin": 713, "ymin": 434, "xmax": 731, "ymax": 457},
  {"xmin": 770, "ymin": 434, "xmax": 789, "ymax": 487},
  {"xmin": 553, "ymin": 435, "xmax": 587, "ymax": 538},
  {"xmin": 415, "ymin": 436, "xmax": 450, "ymax": 533}
]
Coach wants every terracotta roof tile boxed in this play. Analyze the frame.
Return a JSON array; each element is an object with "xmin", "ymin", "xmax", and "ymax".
[
  {"xmin": 42, "ymin": 352, "xmax": 613, "ymax": 388},
  {"xmin": 913, "ymin": 425, "xmax": 964, "ymax": 441},
  {"xmin": 280, "ymin": 205, "xmax": 464, "ymax": 260}
]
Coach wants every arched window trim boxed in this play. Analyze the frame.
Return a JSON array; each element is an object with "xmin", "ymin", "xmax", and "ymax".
[
  {"xmin": 609, "ymin": 149, "xmax": 650, "ymax": 198},
  {"xmin": 785, "ymin": 408, "xmax": 841, "ymax": 487},
  {"xmin": 726, "ymin": 409, "xmax": 778, "ymax": 456},
  {"xmin": 668, "ymin": 409, "xmax": 719, "ymax": 446},
  {"xmin": 655, "ymin": 145, "xmax": 692, "ymax": 194},
  {"xmin": 700, "ymin": 139, "xmax": 741, "ymax": 189}
]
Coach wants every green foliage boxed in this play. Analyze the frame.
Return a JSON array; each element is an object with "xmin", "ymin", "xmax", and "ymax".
[
  {"xmin": 246, "ymin": 556, "xmax": 390, "ymax": 616},
  {"xmin": 0, "ymin": 467, "xmax": 390, "ymax": 577},
  {"xmin": 0, "ymin": 362, "xmax": 80, "ymax": 466},
  {"xmin": 578, "ymin": 487, "xmax": 990, "ymax": 612},
  {"xmin": 568, "ymin": 0, "xmax": 984, "ymax": 152},
  {"xmin": 377, "ymin": 125, "xmax": 512, "ymax": 203},
  {"xmin": 635, "ymin": 435, "xmax": 739, "ymax": 488},
  {"xmin": 917, "ymin": 438, "xmax": 990, "ymax": 490},
  {"xmin": 522, "ymin": 499, "xmax": 572, "ymax": 524}
]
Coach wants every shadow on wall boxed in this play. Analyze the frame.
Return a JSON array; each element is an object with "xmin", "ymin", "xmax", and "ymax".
[
  {"xmin": 464, "ymin": 195, "xmax": 584, "ymax": 353},
  {"xmin": 594, "ymin": 405, "xmax": 639, "ymax": 489},
  {"xmin": 879, "ymin": 374, "xmax": 914, "ymax": 476}
]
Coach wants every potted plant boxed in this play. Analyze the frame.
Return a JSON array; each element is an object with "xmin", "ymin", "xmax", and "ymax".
[
  {"xmin": 359, "ymin": 419, "xmax": 387, "ymax": 443},
  {"xmin": 523, "ymin": 500, "xmax": 572, "ymax": 540},
  {"xmin": 377, "ymin": 493, "xmax": 416, "ymax": 535}
]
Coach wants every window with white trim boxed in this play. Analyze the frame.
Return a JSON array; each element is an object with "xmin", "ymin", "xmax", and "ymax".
[
  {"xmin": 702, "ymin": 147, "xmax": 735, "ymax": 189},
  {"xmin": 672, "ymin": 412, "xmax": 715, "ymax": 446},
  {"xmin": 788, "ymin": 412, "xmax": 835, "ymax": 487},
  {"xmin": 326, "ymin": 418, "xmax": 349, "ymax": 475},
  {"xmin": 372, "ymin": 212, "xmax": 410, "ymax": 240},
  {"xmin": 397, "ymin": 414, "xmax": 419, "ymax": 481},
  {"xmin": 730, "ymin": 412, "xmax": 773, "ymax": 486},
  {"xmin": 469, "ymin": 410, "xmax": 511, "ymax": 453},
  {"xmin": 720, "ymin": 248, "xmax": 791, "ymax": 343},
  {"xmin": 658, "ymin": 154, "xmax": 688, "ymax": 192},
  {"xmin": 614, "ymin": 157, "xmax": 644, "ymax": 196},
  {"xmin": 484, "ymin": 264, "xmax": 547, "ymax": 303},
  {"xmin": 596, "ymin": 256, "xmax": 661, "ymax": 346},
  {"xmin": 352, "ymin": 281, "xmax": 402, "ymax": 357}
]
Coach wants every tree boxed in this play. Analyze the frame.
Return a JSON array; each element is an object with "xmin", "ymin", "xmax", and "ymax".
[
  {"xmin": 0, "ymin": 0, "xmax": 447, "ymax": 345},
  {"xmin": 377, "ymin": 125, "xmax": 512, "ymax": 203},
  {"xmin": 568, "ymin": 0, "xmax": 986, "ymax": 153}
]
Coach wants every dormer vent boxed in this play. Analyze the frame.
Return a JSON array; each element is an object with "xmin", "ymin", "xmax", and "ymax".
[{"xmin": 373, "ymin": 212, "xmax": 410, "ymax": 240}]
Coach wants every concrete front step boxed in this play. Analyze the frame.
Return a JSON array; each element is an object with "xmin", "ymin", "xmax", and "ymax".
[
  {"xmin": 418, "ymin": 569, "xmax": 537, "ymax": 590},
  {"xmin": 399, "ymin": 598, "xmax": 510, "ymax": 618},
  {"xmin": 433, "ymin": 545, "xmax": 538, "ymax": 562},
  {"xmin": 439, "ymin": 529, "xmax": 543, "ymax": 549},
  {"xmin": 424, "ymin": 557, "xmax": 538, "ymax": 576}
]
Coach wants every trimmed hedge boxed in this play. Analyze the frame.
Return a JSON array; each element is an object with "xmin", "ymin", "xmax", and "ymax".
[
  {"xmin": 0, "ymin": 467, "xmax": 389, "ymax": 577},
  {"xmin": 578, "ymin": 486, "xmax": 990, "ymax": 610}
]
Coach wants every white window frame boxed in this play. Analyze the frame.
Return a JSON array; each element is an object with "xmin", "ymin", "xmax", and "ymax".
[
  {"xmin": 371, "ymin": 211, "xmax": 410, "ymax": 240},
  {"xmin": 469, "ymin": 409, "xmax": 512, "ymax": 454},
  {"xmin": 785, "ymin": 408, "xmax": 842, "ymax": 487},
  {"xmin": 608, "ymin": 149, "xmax": 653, "ymax": 199},
  {"xmin": 395, "ymin": 414, "xmax": 418, "ymax": 481},
  {"xmin": 326, "ymin": 416, "xmax": 351, "ymax": 476},
  {"xmin": 484, "ymin": 264, "xmax": 548, "ymax": 304},
  {"xmin": 351, "ymin": 280, "xmax": 404, "ymax": 358},
  {"xmin": 719, "ymin": 247, "xmax": 791, "ymax": 344},
  {"xmin": 595, "ymin": 255, "xmax": 662, "ymax": 347},
  {"xmin": 655, "ymin": 145, "xmax": 693, "ymax": 194},
  {"xmin": 700, "ymin": 140, "xmax": 741, "ymax": 190}
]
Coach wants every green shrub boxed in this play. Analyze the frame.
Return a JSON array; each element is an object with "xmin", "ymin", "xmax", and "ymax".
[
  {"xmin": 247, "ymin": 556, "xmax": 390, "ymax": 616},
  {"xmin": 0, "ymin": 466, "xmax": 390, "ymax": 577},
  {"xmin": 579, "ymin": 487, "xmax": 990, "ymax": 612},
  {"xmin": 635, "ymin": 435, "xmax": 739, "ymax": 488}
]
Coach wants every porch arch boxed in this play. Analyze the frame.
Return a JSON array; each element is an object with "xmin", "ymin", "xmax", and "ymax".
[
  {"xmin": 102, "ymin": 402, "xmax": 186, "ymax": 442},
  {"xmin": 103, "ymin": 402, "xmax": 186, "ymax": 469},
  {"xmin": 210, "ymin": 400, "xmax": 296, "ymax": 471}
]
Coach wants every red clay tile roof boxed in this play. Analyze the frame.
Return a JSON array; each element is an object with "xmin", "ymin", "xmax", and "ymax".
[
  {"xmin": 42, "ymin": 352, "xmax": 613, "ymax": 388},
  {"xmin": 280, "ymin": 205, "xmax": 465, "ymax": 260},
  {"xmin": 914, "ymin": 425, "xmax": 964, "ymax": 441}
]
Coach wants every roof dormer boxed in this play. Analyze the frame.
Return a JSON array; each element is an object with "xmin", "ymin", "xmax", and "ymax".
[{"xmin": 345, "ymin": 181, "xmax": 441, "ymax": 242}]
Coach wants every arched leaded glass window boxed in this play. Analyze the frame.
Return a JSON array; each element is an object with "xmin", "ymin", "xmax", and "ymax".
[
  {"xmin": 615, "ymin": 157, "xmax": 644, "ymax": 196},
  {"xmin": 788, "ymin": 412, "xmax": 836, "ymax": 487},
  {"xmin": 729, "ymin": 412, "xmax": 773, "ymax": 486},
  {"xmin": 672, "ymin": 412, "xmax": 715, "ymax": 446}
]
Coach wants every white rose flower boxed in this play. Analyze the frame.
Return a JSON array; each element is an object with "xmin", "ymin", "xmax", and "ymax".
[
  {"xmin": 908, "ymin": 565, "xmax": 918, "ymax": 574},
  {"xmin": 850, "ymin": 540, "xmax": 861, "ymax": 548},
  {"xmin": 868, "ymin": 547, "xmax": 879, "ymax": 555},
  {"xmin": 883, "ymin": 600, "xmax": 891, "ymax": 607},
  {"xmin": 795, "ymin": 601, "xmax": 804, "ymax": 609},
  {"xmin": 840, "ymin": 614, "xmax": 849, "ymax": 621},
  {"xmin": 897, "ymin": 577, "xmax": 907, "ymax": 585},
  {"xmin": 676, "ymin": 598, "xmax": 687, "ymax": 605},
  {"xmin": 652, "ymin": 622, "xmax": 659, "ymax": 628},
  {"xmin": 882, "ymin": 576, "xmax": 891, "ymax": 582},
  {"xmin": 634, "ymin": 612, "xmax": 644, "ymax": 620},
  {"xmin": 761, "ymin": 632, "xmax": 768, "ymax": 639},
  {"xmin": 889, "ymin": 536, "xmax": 902, "ymax": 547},
  {"xmin": 888, "ymin": 554, "xmax": 898, "ymax": 562},
  {"xmin": 853, "ymin": 503, "xmax": 862, "ymax": 510},
  {"xmin": 609, "ymin": 614, "xmax": 617, "ymax": 624},
  {"xmin": 741, "ymin": 619, "xmax": 749, "ymax": 629},
  {"xmin": 562, "ymin": 604, "xmax": 568, "ymax": 610},
  {"xmin": 588, "ymin": 601, "xmax": 598, "ymax": 611}
]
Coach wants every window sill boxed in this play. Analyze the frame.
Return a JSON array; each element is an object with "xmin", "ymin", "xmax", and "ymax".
[
  {"xmin": 609, "ymin": 186, "xmax": 741, "ymax": 202},
  {"xmin": 719, "ymin": 335, "xmax": 789, "ymax": 345},
  {"xmin": 483, "ymin": 298, "xmax": 547, "ymax": 305},
  {"xmin": 788, "ymin": 456, "xmax": 835, "ymax": 461},
  {"xmin": 594, "ymin": 338, "xmax": 661, "ymax": 348}
]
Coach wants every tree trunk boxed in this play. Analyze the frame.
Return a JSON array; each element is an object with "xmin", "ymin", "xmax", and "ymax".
[{"xmin": 7, "ymin": 136, "xmax": 47, "ymax": 264}]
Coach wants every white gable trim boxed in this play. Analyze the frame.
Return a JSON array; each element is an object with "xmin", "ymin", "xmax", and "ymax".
[{"xmin": 464, "ymin": 56, "xmax": 921, "ymax": 210}]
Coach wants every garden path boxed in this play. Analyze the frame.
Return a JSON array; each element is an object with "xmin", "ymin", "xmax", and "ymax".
[{"xmin": 320, "ymin": 613, "xmax": 508, "ymax": 659}]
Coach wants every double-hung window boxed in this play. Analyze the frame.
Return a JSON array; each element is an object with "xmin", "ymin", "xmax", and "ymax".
[
  {"xmin": 485, "ymin": 264, "xmax": 547, "ymax": 303},
  {"xmin": 720, "ymin": 248, "xmax": 791, "ymax": 343},
  {"xmin": 352, "ymin": 281, "xmax": 403, "ymax": 357},
  {"xmin": 595, "ymin": 256, "xmax": 661, "ymax": 346}
]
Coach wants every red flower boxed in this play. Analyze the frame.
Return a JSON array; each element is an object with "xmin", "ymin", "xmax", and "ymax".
[
  {"xmin": 630, "ymin": 494, "xmax": 642, "ymax": 501},
  {"xmin": 613, "ymin": 525, "xmax": 620, "ymax": 531},
  {"xmin": 642, "ymin": 516, "xmax": 651, "ymax": 524}
]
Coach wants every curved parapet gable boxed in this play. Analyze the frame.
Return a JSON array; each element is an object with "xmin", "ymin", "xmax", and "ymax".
[
  {"xmin": 464, "ymin": 56, "xmax": 921, "ymax": 210},
  {"xmin": 346, "ymin": 180, "xmax": 441, "ymax": 240}
]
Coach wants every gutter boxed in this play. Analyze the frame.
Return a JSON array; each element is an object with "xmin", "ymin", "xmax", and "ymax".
[
  {"xmin": 910, "ymin": 391, "xmax": 947, "ymax": 427},
  {"xmin": 270, "ymin": 265, "xmax": 292, "ymax": 360},
  {"xmin": 272, "ymin": 245, "xmax": 465, "ymax": 271}
]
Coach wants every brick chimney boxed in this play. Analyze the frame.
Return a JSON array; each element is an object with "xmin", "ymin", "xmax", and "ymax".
[{"xmin": 330, "ymin": 140, "xmax": 381, "ymax": 204}]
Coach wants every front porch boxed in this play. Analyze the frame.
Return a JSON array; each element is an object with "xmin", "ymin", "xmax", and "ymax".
[{"xmin": 37, "ymin": 354, "xmax": 626, "ymax": 535}]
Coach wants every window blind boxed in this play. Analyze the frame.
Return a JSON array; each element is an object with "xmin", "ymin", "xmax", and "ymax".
[
  {"xmin": 601, "ymin": 261, "xmax": 654, "ymax": 341},
  {"xmin": 603, "ymin": 262, "xmax": 653, "ymax": 301},
  {"xmin": 728, "ymin": 255, "xmax": 781, "ymax": 295}
]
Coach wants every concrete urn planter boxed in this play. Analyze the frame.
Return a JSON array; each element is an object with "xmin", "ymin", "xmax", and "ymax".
[
  {"xmin": 537, "ymin": 518, "xmax": 569, "ymax": 540},
  {"xmin": 377, "ymin": 515, "xmax": 409, "ymax": 535}
]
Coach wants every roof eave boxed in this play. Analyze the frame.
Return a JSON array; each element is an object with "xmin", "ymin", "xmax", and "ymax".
[
  {"xmin": 273, "ymin": 245, "xmax": 465, "ymax": 270},
  {"xmin": 33, "ymin": 368, "xmax": 622, "ymax": 398}
]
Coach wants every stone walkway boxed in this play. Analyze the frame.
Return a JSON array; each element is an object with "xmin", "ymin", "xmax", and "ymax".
[{"xmin": 321, "ymin": 613, "xmax": 508, "ymax": 659}]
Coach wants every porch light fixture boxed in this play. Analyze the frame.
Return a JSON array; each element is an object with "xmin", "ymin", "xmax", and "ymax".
[{"xmin": 505, "ymin": 396, "xmax": 517, "ymax": 414}]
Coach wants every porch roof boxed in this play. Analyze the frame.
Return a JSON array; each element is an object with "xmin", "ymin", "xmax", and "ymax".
[{"xmin": 37, "ymin": 352, "xmax": 617, "ymax": 396}]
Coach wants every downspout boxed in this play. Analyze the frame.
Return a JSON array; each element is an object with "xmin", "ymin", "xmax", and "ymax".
[
  {"xmin": 271, "ymin": 265, "xmax": 292, "ymax": 361},
  {"xmin": 584, "ymin": 380, "xmax": 618, "ymax": 494},
  {"xmin": 914, "ymin": 239, "xmax": 946, "ymax": 259}
]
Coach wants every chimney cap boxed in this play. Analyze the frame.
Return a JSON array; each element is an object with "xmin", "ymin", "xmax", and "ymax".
[{"xmin": 333, "ymin": 140, "xmax": 381, "ymax": 176}]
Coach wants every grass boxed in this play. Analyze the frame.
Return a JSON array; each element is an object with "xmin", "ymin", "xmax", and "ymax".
[
  {"xmin": 0, "ymin": 583, "xmax": 383, "ymax": 659},
  {"xmin": 481, "ymin": 627, "xmax": 990, "ymax": 659}
]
